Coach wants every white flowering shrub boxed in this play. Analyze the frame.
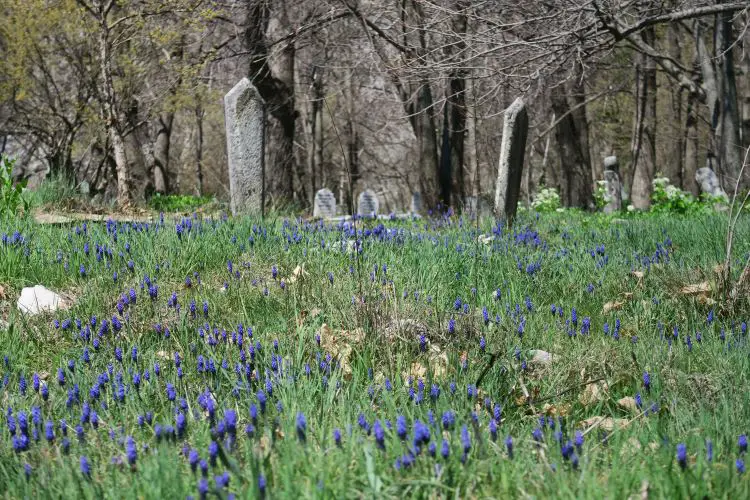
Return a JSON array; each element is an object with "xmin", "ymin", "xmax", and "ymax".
[{"xmin": 531, "ymin": 187, "xmax": 561, "ymax": 213}]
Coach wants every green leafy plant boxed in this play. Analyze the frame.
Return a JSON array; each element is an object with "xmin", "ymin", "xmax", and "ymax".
[
  {"xmin": 0, "ymin": 155, "xmax": 30, "ymax": 217},
  {"xmin": 593, "ymin": 180, "xmax": 609, "ymax": 210},
  {"xmin": 650, "ymin": 175, "xmax": 713, "ymax": 214},
  {"xmin": 148, "ymin": 193, "xmax": 214, "ymax": 212},
  {"xmin": 531, "ymin": 187, "xmax": 561, "ymax": 213}
]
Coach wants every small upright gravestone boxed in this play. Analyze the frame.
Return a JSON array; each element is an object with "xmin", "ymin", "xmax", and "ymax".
[
  {"xmin": 313, "ymin": 188, "xmax": 336, "ymax": 219},
  {"xmin": 464, "ymin": 196, "xmax": 478, "ymax": 217},
  {"xmin": 696, "ymin": 167, "xmax": 729, "ymax": 202},
  {"xmin": 357, "ymin": 189, "xmax": 379, "ymax": 216},
  {"xmin": 410, "ymin": 192, "xmax": 422, "ymax": 214},
  {"xmin": 494, "ymin": 98, "xmax": 528, "ymax": 224},
  {"xmin": 224, "ymin": 77, "xmax": 265, "ymax": 216},
  {"xmin": 603, "ymin": 156, "xmax": 622, "ymax": 214}
]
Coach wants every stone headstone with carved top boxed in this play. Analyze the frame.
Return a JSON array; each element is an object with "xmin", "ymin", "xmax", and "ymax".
[
  {"xmin": 357, "ymin": 189, "xmax": 379, "ymax": 216},
  {"xmin": 313, "ymin": 188, "xmax": 336, "ymax": 219}
]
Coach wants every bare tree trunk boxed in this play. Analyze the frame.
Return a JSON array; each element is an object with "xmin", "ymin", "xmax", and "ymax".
[
  {"xmin": 439, "ymin": 105, "xmax": 451, "ymax": 205},
  {"xmin": 123, "ymin": 99, "xmax": 149, "ymax": 201},
  {"xmin": 416, "ymin": 82, "xmax": 440, "ymax": 208},
  {"xmin": 245, "ymin": 0, "xmax": 296, "ymax": 205},
  {"xmin": 684, "ymin": 88, "xmax": 700, "ymax": 195},
  {"xmin": 344, "ymin": 71, "xmax": 359, "ymax": 214},
  {"xmin": 152, "ymin": 113, "xmax": 173, "ymax": 194},
  {"xmin": 742, "ymin": 26, "xmax": 750, "ymax": 150},
  {"xmin": 716, "ymin": 8, "xmax": 743, "ymax": 188},
  {"xmin": 96, "ymin": 14, "xmax": 131, "ymax": 207},
  {"xmin": 448, "ymin": 0, "xmax": 468, "ymax": 204},
  {"xmin": 195, "ymin": 106, "xmax": 204, "ymax": 196},
  {"xmin": 666, "ymin": 23, "xmax": 684, "ymax": 188},
  {"xmin": 465, "ymin": 75, "xmax": 479, "ymax": 198},
  {"xmin": 630, "ymin": 26, "xmax": 657, "ymax": 210},
  {"xmin": 308, "ymin": 68, "xmax": 324, "ymax": 200},
  {"xmin": 551, "ymin": 82, "xmax": 593, "ymax": 208}
]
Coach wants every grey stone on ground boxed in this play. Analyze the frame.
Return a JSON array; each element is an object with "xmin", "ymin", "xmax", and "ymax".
[
  {"xmin": 224, "ymin": 77, "xmax": 265, "ymax": 216},
  {"xmin": 696, "ymin": 167, "xmax": 729, "ymax": 201},
  {"xmin": 494, "ymin": 98, "xmax": 528, "ymax": 223},
  {"xmin": 313, "ymin": 188, "xmax": 336, "ymax": 219},
  {"xmin": 357, "ymin": 189, "xmax": 379, "ymax": 216}
]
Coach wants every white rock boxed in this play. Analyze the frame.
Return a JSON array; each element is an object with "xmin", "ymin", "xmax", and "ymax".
[
  {"xmin": 528, "ymin": 349, "xmax": 554, "ymax": 366},
  {"xmin": 17, "ymin": 285, "xmax": 66, "ymax": 315}
]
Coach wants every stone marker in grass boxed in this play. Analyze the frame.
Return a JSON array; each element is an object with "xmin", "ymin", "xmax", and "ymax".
[{"xmin": 224, "ymin": 77, "xmax": 265, "ymax": 216}]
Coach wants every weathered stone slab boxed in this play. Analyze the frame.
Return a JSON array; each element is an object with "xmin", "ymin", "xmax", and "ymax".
[
  {"xmin": 224, "ymin": 78, "xmax": 265, "ymax": 216},
  {"xmin": 494, "ymin": 98, "xmax": 528, "ymax": 223}
]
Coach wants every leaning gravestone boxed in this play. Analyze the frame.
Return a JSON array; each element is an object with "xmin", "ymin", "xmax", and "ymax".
[
  {"xmin": 494, "ymin": 98, "xmax": 528, "ymax": 223},
  {"xmin": 224, "ymin": 77, "xmax": 265, "ymax": 216},
  {"xmin": 603, "ymin": 156, "xmax": 622, "ymax": 214},
  {"xmin": 357, "ymin": 189, "xmax": 379, "ymax": 216},
  {"xmin": 696, "ymin": 167, "xmax": 729, "ymax": 202},
  {"xmin": 313, "ymin": 188, "xmax": 336, "ymax": 219}
]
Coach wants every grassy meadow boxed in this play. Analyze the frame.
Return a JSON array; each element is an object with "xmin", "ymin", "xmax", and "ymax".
[{"xmin": 0, "ymin": 204, "xmax": 749, "ymax": 498}]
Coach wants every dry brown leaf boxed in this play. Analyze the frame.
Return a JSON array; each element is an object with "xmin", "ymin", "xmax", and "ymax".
[
  {"xmin": 542, "ymin": 403, "xmax": 571, "ymax": 416},
  {"xmin": 697, "ymin": 295, "xmax": 717, "ymax": 306},
  {"xmin": 0, "ymin": 285, "xmax": 6, "ymax": 299},
  {"xmin": 345, "ymin": 328, "xmax": 366, "ymax": 344},
  {"xmin": 602, "ymin": 300, "xmax": 625, "ymax": 314},
  {"xmin": 617, "ymin": 396, "xmax": 639, "ymax": 413},
  {"xmin": 631, "ymin": 271, "xmax": 645, "ymax": 280},
  {"xmin": 296, "ymin": 310, "xmax": 307, "ymax": 327},
  {"xmin": 403, "ymin": 362, "xmax": 427, "ymax": 381},
  {"xmin": 579, "ymin": 383, "xmax": 606, "ymax": 407},
  {"xmin": 679, "ymin": 282, "xmax": 711, "ymax": 295},
  {"xmin": 578, "ymin": 416, "xmax": 630, "ymax": 432},
  {"xmin": 622, "ymin": 292, "xmax": 634, "ymax": 299},
  {"xmin": 428, "ymin": 345, "xmax": 449, "ymax": 379},
  {"xmin": 286, "ymin": 265, "xmax": 307, "ymax": 284},
  {"xmin": 259, "ymin": 435, "xmax": 272, "ymax": 457}
]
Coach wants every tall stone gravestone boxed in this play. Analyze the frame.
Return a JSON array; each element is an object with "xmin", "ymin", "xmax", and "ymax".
[
  {"xmin": 313, "ymin": 188, "xmax": 337, "ymax": 219},
  {"xmin": 603, "ymin": 156, "xmax": 622, "ymax": 214},
  {"xmin": 494, "ymin": 98, "xmax": 528, "ymax": 224},
  {"xmin": 224, "ymin": 78, "xmax": 265, "ymax": 216},
  {"xmin": 357, "ymin": 189, "xmax": 379, "ymax": 217}
]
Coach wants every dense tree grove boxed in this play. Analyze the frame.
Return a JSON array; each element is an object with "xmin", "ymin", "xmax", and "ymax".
[{"xmin": 1, "ymin": 1, "xmax": 749, "ymax": 211}]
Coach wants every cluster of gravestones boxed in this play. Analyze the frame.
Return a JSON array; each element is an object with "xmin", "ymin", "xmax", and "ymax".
[
  {"xmin": 224, "ymin": 77, "xmax": 530, "ymax": 222},
  {"xmin": 224, "ymin": 78, "xmax": 727, "ymax": 220}
]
